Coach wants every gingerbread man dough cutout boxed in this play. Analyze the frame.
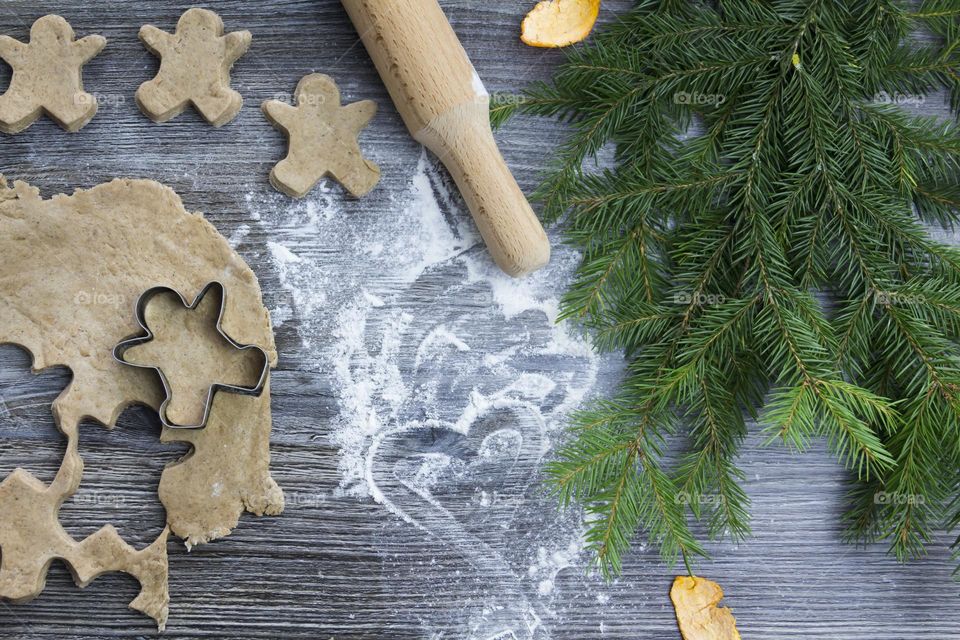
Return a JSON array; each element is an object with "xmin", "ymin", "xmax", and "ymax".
[
  {"xmin": 116, "ymin": 283, "xmax": 269, "ymax": 429},
  {"xmin": 263, "ymin": 73, "xmax": 380, "ymax": 199},
  {"xmin": 0, "ymin": 15, "xmax": 106, "ymax": 134},
  {"xmin": 136, "ymin": 8, "xmax": 251, "ymax": 126}
]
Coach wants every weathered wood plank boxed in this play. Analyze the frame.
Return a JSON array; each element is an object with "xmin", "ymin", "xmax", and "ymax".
[{"xmin": 0, "ymin": 1, "xmax": 958, "ymax": 639}]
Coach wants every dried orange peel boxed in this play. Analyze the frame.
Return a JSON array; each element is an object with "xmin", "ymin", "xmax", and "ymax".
[
  {"xmin": 671, "ymin": 576, "xmax": 742, "ymax": 640},
  {"xmin": 521, "ymin": 0, "xmax": 601, "ymax": 48}
]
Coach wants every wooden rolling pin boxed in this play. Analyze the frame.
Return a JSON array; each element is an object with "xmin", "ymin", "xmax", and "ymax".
[{"xmin": 341, "ymin": 0, "xmax": 551, "ymax": 277}]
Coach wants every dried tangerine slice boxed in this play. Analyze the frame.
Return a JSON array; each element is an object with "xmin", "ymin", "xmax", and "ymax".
[
  {"xmin": 671, "ymin": 576, "xmax": 742, "ymax": 640},
  {"xmin": 521, "ymin": 0, "xmax": 601, "ymax": 48}
]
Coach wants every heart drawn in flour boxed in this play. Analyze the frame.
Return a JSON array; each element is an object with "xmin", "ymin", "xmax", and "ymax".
[
  {"xmin": 332, "ymin": 259, "xmax": 602, "ymax": 640},
  {"xmin": 367, "ymin": 402, "xmax": 551, "ymax": 639}
]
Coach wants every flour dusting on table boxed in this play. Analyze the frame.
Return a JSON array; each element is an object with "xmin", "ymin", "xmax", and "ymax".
[{"xmin": 244, "ymin": 148, "xmax": 622, "ymax": 639}]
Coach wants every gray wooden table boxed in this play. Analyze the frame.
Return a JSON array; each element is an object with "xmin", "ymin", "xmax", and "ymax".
[{"xmin": 0, "ymin": 1, "xmax": 957, "ymax": 638}]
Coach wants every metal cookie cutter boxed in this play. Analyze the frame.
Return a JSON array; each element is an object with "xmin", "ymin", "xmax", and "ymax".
[{"xmin": 113, "ymin": 281, "xmax": 270, "ymax": 430}]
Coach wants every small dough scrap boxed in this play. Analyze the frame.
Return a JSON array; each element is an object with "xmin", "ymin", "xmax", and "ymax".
[
  {"xmin": 120, "ymin": 285, "xmax": 268, "ymax": 427},
  {"xmin": 671, "ymin": 576, "xmax": 742, "ymax": 640},
  {"xmin": 263, "ymin": 73, "xmax": 379, "ymax": 199},
  {"xmin": 0, "ymin": 177, "xmax": 282, "ymax": 627},
  {"xmin": 521, "ymin": 0, "xmax": 601, "ymax": 48},
  {"xmin": 136, "ymin": 8, "xmax": 251, "ymax": 126},
  {"xmin": 0, "ymin": 456, "xmax": 171, "ymax": 629},
  {"xmin": 0, "ymin": 15, "xmax": 106, "ymax": 133}
]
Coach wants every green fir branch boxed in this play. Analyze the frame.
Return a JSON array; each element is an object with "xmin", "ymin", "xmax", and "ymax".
[{"xmin": 507, "ymin": 0, "xmax": 960, "ymax": 578}]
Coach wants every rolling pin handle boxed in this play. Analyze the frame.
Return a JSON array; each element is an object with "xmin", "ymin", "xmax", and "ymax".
[
  {"xmin": 416, "ymin": 101, "xmax": 550, "ymax": 277},
  {"xmin": 341, "ymin": 0, "xmax": 551, "ymax": 277}
]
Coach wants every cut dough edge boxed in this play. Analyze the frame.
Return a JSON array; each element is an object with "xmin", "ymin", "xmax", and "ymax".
[{"xmin": 0, "ymin": 176, "xmax": 283, "ymax": 627}]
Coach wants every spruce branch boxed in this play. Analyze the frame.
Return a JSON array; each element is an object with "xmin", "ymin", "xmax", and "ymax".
[{"xmin": 504, "ymin": 0, "xmax": 960, "ymax": 576}]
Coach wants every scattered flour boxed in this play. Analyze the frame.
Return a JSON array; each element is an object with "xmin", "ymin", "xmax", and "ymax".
[
  {"xmin": 402, "ymin": 151, "xmax": 475, "ymax": 280},
  {"xmin": 528, "ymin": 535, "xmax": 586, "ymax": 599},
  {"xmin": 266, "ymin": 241, "xmax": 326, "ymax": 341},
  {"xmin": 228, "ymin": 223, "xmax": 250, "ymax": 248},
  {"xmin": 363, "ymin": 291, "xmax": 385, "ymax": 308},
  {"xmin": 414, "ymin": 325, "xmax": 471, "ymax": 370},
  {"xmin": 246, "ymin": 146, "xmax": 618, "ymax": 638}
]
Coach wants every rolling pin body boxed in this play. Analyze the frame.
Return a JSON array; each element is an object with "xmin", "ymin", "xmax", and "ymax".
[{"xmin": 341, "ymin": 0, "xmax": 550, "ymax": 277}]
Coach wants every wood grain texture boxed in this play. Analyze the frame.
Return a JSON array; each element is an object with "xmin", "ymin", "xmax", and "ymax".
[{"xmin": 0, "ymin": 1, "xmax": 958, "ymax": 639}]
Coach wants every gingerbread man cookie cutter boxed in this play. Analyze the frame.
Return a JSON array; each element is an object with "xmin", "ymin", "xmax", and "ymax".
[
  {"xmin": 263, "ymin": 73, "xmax": 380, "ymax": 199},
  {"xmin": 0, "ymin": 15, "xmax": 106, "ymax": 133},
  {"xmin": 113, "ymin": 281, "xmax": 270, "ymax": 430},
  {"xmin": 136, "ymin": 8, "xmax": 251, "ymax": 127}
]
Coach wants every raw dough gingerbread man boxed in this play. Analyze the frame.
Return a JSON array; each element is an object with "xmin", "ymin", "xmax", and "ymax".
[
  {"xmin": 0, "ymin": 15, "xmax": 106, "ymax": 134},
  {"xmin": 136, "ymin": 8, "xmax": 251, "ymax": 126},
  {"xmin": 263, "ymin": 73, "xmax": 380, "ymax": 199}
]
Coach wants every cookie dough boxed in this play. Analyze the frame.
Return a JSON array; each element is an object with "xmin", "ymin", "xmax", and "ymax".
[
  {"xmin": 0, "ymin": 467, "xmax": 170, "ymax": 626},
  {"xmin": 136, "ymin": 8, "xmax": 251, "ymax": 126},
  {"xmin": 0, "ymin": 178, "xmax": 283, "ymax": 627},
  {"xmin": 0, "ymin": 15, "xmax": 106, "ymax": 133},
  {"xmin": 263, "ymin": 73, "xmax": 380, "ymax": 198}
]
